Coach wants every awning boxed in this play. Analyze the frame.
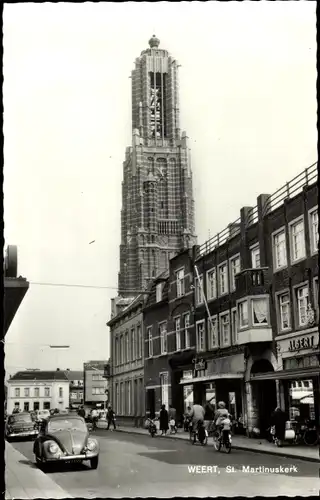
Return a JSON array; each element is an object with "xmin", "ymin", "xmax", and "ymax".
[
  {"xmin": 180, "ymin": 373, "xmax": 243, "ymax": 385},
  {"xmin": 250, "ymin": 367, "xmax": 320, "ymax": 381}
]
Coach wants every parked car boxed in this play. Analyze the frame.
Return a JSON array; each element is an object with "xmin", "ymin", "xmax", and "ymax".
[
  {"xmin": 35, "ymin": 410, "xmax": 51, "ymax": 422},
  {"xmin": 33, "ymin": 414, "xmax": 99, "ymax": 470},
  {"xmin": 6, "ymin": 412, "xmax": 39, "ymax": 441}
]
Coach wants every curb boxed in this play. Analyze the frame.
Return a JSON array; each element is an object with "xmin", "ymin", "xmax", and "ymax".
[{"xmin": 114, "ymin": 427, "xmax": 319, "ymax": 463}]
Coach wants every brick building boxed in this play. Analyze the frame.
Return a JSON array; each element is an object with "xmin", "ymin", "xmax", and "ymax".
[
  {"xmin": 191, "ymin": 162, "xmax": 318, "ymax": 437},
  {"xmin": 83, "ymin": 361, "xmax": 109, "ymax": 411},
  {"xmin": 65, "ymin": 370, "xmax": 84, "ymax": 409},
  {"xmin": 116, "ymin": 35, "xmax": 196, "ymax": 298},
  {"xmin": 108, "ymin": 296, "xmax": 145, "ymax": 427}
]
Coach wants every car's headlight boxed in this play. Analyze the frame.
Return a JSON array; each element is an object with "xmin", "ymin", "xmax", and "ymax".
[
  {"xmin": 86, "ymin": 439, "xmax": 97, "ymax": 451},
  {"xmin": 48, "ymin": 442, "xmax": 59, "ymax": 454}
]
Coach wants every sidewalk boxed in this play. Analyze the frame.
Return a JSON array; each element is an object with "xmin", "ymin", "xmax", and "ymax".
[
  {"xmin": 113, "ymin": 425, "xmax": 319, "ymax": 463},
  {"xmin": 5, "ymin": 442, "xmax": 73, "ymax": 499}
]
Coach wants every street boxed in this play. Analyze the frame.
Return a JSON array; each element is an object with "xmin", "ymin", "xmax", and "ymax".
[{"xmin": 10, "ymin": 430, "xmax": 319, "ymax": 497}]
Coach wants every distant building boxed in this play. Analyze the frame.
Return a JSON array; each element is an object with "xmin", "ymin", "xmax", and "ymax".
[
  {"xmin": 83, "ymin": 361, "xmax": 109, "ymax": 410},
  {"xmin": 64, "ymin": 370, "xmax": 84, "ymax": 409},
  {"xmin": 6, "ymin": 370, "xmax": 70, "ymax": 414}
]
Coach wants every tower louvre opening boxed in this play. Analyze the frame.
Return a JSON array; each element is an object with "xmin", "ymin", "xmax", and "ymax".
[{"xmin": 150, "ymin": 73, "xmax": 167, "ymax": 139}]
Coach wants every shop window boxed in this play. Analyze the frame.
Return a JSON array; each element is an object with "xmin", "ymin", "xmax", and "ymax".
[
  {"xmin": 238, "ymin": 300, "xmax": 249, "ymax": 329},
  {"xmin": 231, "ymin": 308, "xmax": 238, "ymax": 344},
  {"xmin": 251, "ymin": 298, "xmax": 268, "ymax": 326},
  {"xmin": 176, "ymin": 268, "xmax": 185, "ymax": 297},
  {"xmin": 208, "ymin": 316, "xmax": 218, "ymax": 349},
  {"xmin": 229, "ymin": 255, "xmax": 240, "ymax": 292},
  {"xmin": 160, "ymin": 372, "xmax": 169, "ymax": 408},
  {"xmin": 250, "ymin": 244, "xmax": 260, "ymax": 269},
  {"xmin": 147, "ymin": 326, "xmax": 153, "ymax": 357},
  {"xmin": 196, "ymin": 320, "xmax": 205, "ymax": 352},
  {"xmin": 195, "ymin": 274, "xmax": 204, "ymax": 305},
  {"xmin": 289, "ymin": 217, "xmax": 306, "ymax": 263},
  {"xmin": 288, "ymin": 378, "xmax": 315, "ymax": 422},
  {"xmin": 175, "ymin": 317, "xmax": 181, "ymax": 351},
  {"xmin": 184, "ymin": 313, "xmax": 191, "ymax": 349},
  {"xmin": 277, "ymin": 291, "xmax": 291, "ymax": 332},
  {"xmin": 205, "ymin": 383, "xmax": 216, "ymax": 408},
  {"xmin": 294, "ymin": 284, "xmax": 309, "ymax": 327},
  {"xmin": 206, "ymin": 268, "xmax": 217, "ymax": 300},
  {"xmin": 220, "ymin": 312, "xmax": 231, "ymax": 347},
  {"xmin": 272, "ymin": 228, "xmax": 287, "ymax": 271},
  {"xmin": 159, "ymin": 322, "xmax": 167, "ymax": 354},
  {"xmin": 183, "ymin": 385, "xmax": 193, "ymax": 413},
  {"xmin": 218, "ymin": 262, "xmax": 228, "ymax": 296}
]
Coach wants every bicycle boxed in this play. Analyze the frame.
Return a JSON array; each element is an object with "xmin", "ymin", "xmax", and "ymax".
[
  {"xmin": 293, "ymin": 423, "xmax": 319, "ymax": 446},
  {"xmin": 213, "ymin": 428, "xmax": 232, "ymax": 453},
  {"xmin": 189, "ymin": 421, "xmax": 208, "ymax": 446}
]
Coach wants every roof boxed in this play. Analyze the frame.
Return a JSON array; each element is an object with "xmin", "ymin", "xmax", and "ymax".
[
  {"xmin": 9, "ymin": 371, "xmax": 69, "ymax": 382},
  {"xmin": 64, "ymin": 371, "xmax": 83, "ymax": 381}
]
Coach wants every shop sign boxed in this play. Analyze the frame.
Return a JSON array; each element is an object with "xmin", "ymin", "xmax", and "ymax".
[
  {"xmin": 207, "ymin": 354, "xmax": 245, "ymax": 375},
  {"xmin": 192, "ymin": 358, "xmax": 207, "ymax": 371},
  {"xmin": 288, "ymin": 335, "xmax": 318, "ymax": 352}
]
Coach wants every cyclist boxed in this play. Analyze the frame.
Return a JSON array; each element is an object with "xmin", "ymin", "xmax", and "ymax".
[
  {"xmin": 214, "ymin": 401, "xmax": 230, "ymax": 441},
  {"xmin": 189, "ymin": 402, "xmax": 205, "ymax": 435}
]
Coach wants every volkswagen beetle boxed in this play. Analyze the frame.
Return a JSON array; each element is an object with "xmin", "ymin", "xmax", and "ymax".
[{"xmin": 33, "ymin": 414, "xmax": 99, "ymax": 470}]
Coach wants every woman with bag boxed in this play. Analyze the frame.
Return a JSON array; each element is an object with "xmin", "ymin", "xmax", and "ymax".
[{"xmin": 159, "ymin": 404, "xmax": 169, "ymax": 436}]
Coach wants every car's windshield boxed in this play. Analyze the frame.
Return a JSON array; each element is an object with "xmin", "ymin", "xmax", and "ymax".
[
  {"xmin": 48, "ymin": 418, "xmax": 86, "ymax": 432},
  {"xmin": 9, "ymin": 414, "xmax": 32, "ymax": 423}
]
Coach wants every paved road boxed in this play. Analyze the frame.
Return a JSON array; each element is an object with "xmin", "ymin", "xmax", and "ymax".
[{"xmin": 10, "ymin": 430, "xmax": 319, "ymax": 497}]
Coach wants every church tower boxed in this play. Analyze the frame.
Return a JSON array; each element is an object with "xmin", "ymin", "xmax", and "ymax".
[{"xmin": 118, "ymin": 35, "xmax": 197, "ymax": 296}]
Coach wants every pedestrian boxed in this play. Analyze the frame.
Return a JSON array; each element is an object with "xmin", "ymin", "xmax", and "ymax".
[
  {"xmin": 159, "ymin": 404, "xmax": 169, "ymax": 435},
  {"xmin": 270, "ymin": 407, "xmax": 287, "ymax": 446},
  {"xmin": 107, "ymin": 405, "xmax": 116, "ymax": 430},
  {"xmin": 78, "ymin": 405, "xmax": 86, "ymax": 419},
  {"xmin": 168, "ymin": 405, "xmax": 177, "ymax": 433},
  {"xmin": 91, "ymin": 407, "xmax": 99, "ymax": 430}
]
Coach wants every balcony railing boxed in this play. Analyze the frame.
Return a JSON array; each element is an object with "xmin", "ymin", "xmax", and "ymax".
[{"xmin": 235, "ymin": 268, "xmax": 269, "ymax": 297}]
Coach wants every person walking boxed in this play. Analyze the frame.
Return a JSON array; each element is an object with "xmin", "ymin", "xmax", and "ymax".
[
  {"xmin": 107, "ymin": 405, "xmax": 116, "ymax": 430},
  {"xmin": 270, "ymin": 407, "xmax": 287, "ymax": 446},
  {"xmin": 159, "ymin": 404, "xmax": 169, "ymax": 436}
]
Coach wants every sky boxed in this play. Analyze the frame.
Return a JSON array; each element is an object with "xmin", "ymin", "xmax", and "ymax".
[{"xmin": 3, "ymin": 2, "xmax": 317, "ymax": 376}]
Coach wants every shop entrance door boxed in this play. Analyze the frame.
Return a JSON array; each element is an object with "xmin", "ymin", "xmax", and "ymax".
[
  {"xmin": 257, "ymin": 380, "xmax": 277, "ymax": 437},
  {"xmin": 147, "ymin": 389, "xmax": 155, "ymax": 419}
]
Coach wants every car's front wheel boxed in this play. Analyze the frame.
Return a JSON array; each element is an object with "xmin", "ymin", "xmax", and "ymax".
[{"xmin": 90, "ymin": 456, "xmax": 99, "ymax": 469}]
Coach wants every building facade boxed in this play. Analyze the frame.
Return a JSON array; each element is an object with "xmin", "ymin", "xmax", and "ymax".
[
  {"xmin": 144, "ymin": 249, "xmax": 198, "ymax": 422},
  {"xmin": 6, "ymin": 370, "xmax": 70, "ymax": 414},
  {"xmin": 108, "ymin": 296, "xmax": 145, "ymax": 427},
  {"xmin": 117, "ymin": 35, "xmax": 197, "ymax": 296},
  {"xmin": 83, "ymin": 361, "xmax": 109, "ymax": 410},
  {"xmin": 65, "ymin": 370, "xmax": 84, "ymax": 409},
  {"xmin": 192, "ymin": 162, "xmax": 318, "ymax": 437}
]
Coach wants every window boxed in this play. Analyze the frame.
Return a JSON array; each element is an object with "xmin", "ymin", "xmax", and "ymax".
[
  {"xmin": 115, "ymin": 337, "xmax": 119, "ymax": 366},
  {"xmin": 195, "ymin": 275, "xmax": 203, "ymax": 305},
  {"xmin": 120, "ymin": 382, "xmax": 124, "ymax": 414},
  {"xmin": 120, "ymin": 335, "xmax": 124, "ymax": 364},
  {"xmin": 278, "ymin": 292, "xmax": 291, "ymax": 331},
  {"xmin": 218, "ymin": 263, "xmax": 228, "ymax": 295},
  {"xmin": 273, "ymin": 229, "xmax": 287, "ymax": 270},
  {"xmin": 207, "ymin": 268, "xmax": 217, "ymax": 300},
  {"xmin": 43, "ymin": 402, "xmax": 50, "ymax": 410},
  {"xmin": 160, "ymin": 372, "xmax": 169, "ymax": 408},
  {"xmin": 289, "ymin": 218, "xmax": 306, "ymax": 262},
  {"xmin": 116, "ymin": 383, "xmax": 120, "ymax": 415},
  {"xmin": 128, "ymin": 380, "xmax": 131, "ymax": 415},
  {"xmin": 251, "ymin": 244, "xmax": 260, "ymax": 269},
  {"xmin": 220, "ymin": 312, "xmax": 231, "ymax": 346},
  {"xmin": 156, "ymin": 282, "xmax": 164, "ymax": 302},
  {"xmin": 184, "ymin": 313, "xmax": 191, "ymax": 349},
  {"xmin": 230, "ymin": 255, "xmax": 240, "ymax": 292},
  {"xmin": 14, "ymin": 388, "xmax": 20, "ymax": 397},
  {"xmin": 176, "ymin": 268, "xmax": 185, "ymax": 297},
  {"xmin": 196, "ymin": 320, "xmax": 205, "ymax": 352},
  {"xmin": 231, "ymin": 308, "xmax": 238, "ymax": 344},
  {"xmin": 208, "ymin": 316, "xmax": 218, "ymax": 349},
  {"xmin": 92, "ymin": 387, "xmax": 105, "ymax": 395},
  {"xmin": 24, "ymin": 387, "xmax": 30, "ymax": 397},
  {"xmin": 24, "ymin": 402, "xmax": 29, "ymax": 412},
  {"xmin": 147, "ymin": 326, "xmax": 153, "ymax": 357},
  {"xmin": 126, "ymin": 332, "xmax": 129, "ymax": 362},
  {"xmin": 137, "ymin": 325, "xmax": 142, "ymax": 359},
  {"xmin": 44, "ymin": 387, "xmax": 50, "ymax": 397},
  {"xmin": 309, "ymin": 207, "xmax": 318, "ymax": 254},
  {"xmin": 252, "ymin": 298, "xmax": 268, "ymax": 325},
  {"xmin": 295, "ymin": 285, "xmax": 309, "ymax": 327},
  {"xmin": 238, "ymin": 300, "xmax": 249, "ymax": 328},
  {"xmin": 34, "ymin": 388, "xmax": 39, "ymax": 398},
  {"xmin": 59, "ymin": 387, "xmax": 63, "ymax": 398},
  {"xmin": 160, "ymin": 322, "xmax": 167, "ymax": 354},
  {"xmin": 70, "ymin": 392, "xmax": 77, "ymax": 399},
  {"xmin": 131, "ymin": 328, "xmax": 136, "ymax": 361},
  {"xmin": 33, "ymin": 402, "xmax": 39, "ymax": 411},
  {"xmin": 92, "ymin": 374, "xmax": 103, "ymax": 381},
  {"xmin": 175, "ymin": 317, "xmax": 181, "ymax": 351}
]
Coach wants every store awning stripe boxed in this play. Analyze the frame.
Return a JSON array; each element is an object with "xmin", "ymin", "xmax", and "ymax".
[
  {"xmin": 251, "ymin": 367, "xmax": 320, "ymax": 381},
  {"xmin": 179, "ymin": 373, "xmax": 243, "ymax": 385}
]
